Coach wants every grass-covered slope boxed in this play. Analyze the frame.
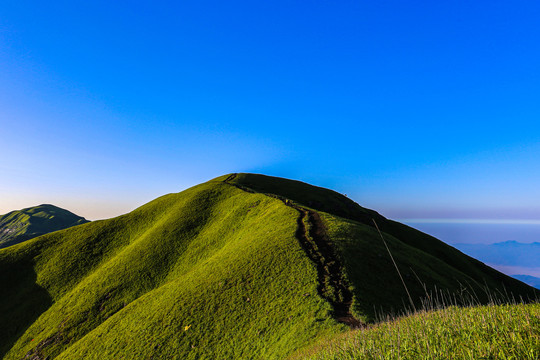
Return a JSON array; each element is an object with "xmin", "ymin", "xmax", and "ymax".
[
  {"xmin": 228, "ymin": 173, "xmax": 538, "ymax": 320},
  {"xmin": 0, "ymin": 204, "xmax": 89, "ymax": 249},
  {"xmin": 0, "ymin": 173, "xmax": 537, "ymax": 359},
  {"xmin": 0, "ymin": 179, "xmax": 341, "ymax": 359},
  {"xmin": 295, "ymin": 303, "xmax": 540, "ymax": 360}
]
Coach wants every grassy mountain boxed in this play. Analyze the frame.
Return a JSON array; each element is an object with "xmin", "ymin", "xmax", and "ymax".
[
  {"xmin": 0, "ymin": 173, "xmax": 537, "ymax": 359},
  {"xmin": 0, "ymin": 204, "xmax": 89, "ymax": 249}
]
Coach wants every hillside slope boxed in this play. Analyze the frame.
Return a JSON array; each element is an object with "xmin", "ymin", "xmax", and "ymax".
[
  {"xmin": 227, "ymin": 174, "xmax": 537, "ymax": 319},
  {"xmin": 0, "ymin": 174, "xmax": 537, "ymax": 359},
  {"xmin": 0, "ymin": 204, "xmax": 89, "ymax": 249}
]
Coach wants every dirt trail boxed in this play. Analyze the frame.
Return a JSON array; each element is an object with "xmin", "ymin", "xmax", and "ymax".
[{"xmin": 223, "ymin": 173, "xmax": 361, "ymax": 328}]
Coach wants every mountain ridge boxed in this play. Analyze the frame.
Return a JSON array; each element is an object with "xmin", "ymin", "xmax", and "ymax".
[
  {"xmin": 225, "ymin": 173, "xmax": 535, "ymax": 301},
  {"xmin": 0, "ymin": 204, "xmax": 89, "ymax": 249},
  {"xmin": 224, "ymin": 173, "xmax": 360, "ymax": 327},
  {"xmin": 0, "ymin": 173, "xmax": 537, "ymax": 359}
]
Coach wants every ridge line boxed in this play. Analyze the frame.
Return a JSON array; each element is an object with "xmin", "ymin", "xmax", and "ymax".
[{"xmin": 223, "ymin": 173, "xmax": 361, "ymax": 328}]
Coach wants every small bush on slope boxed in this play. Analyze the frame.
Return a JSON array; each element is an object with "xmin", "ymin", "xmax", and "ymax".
[{"xmin": 294, "ymin": 303, "xmax": 540, "ymax": 360}]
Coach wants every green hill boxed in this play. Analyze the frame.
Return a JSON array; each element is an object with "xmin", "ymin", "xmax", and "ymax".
[
  {"xmin": 0, "ymin": 204, "xmax": 89, "ymax": 249},
  {"xmin": 0, "ymin": 174, "xmax": 537, "ymax": 359}
]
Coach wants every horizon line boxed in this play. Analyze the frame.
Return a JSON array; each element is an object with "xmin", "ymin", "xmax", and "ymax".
[{"xmin": 398, "ymin": 218, "xmax": 540, "ymax": 225}]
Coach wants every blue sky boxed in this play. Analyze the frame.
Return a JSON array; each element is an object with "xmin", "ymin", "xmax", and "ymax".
[{"xmin": 1, "ymin": 0, "xmax": 540, "ymax": 225}]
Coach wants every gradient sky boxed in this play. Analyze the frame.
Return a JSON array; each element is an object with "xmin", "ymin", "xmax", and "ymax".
[{"xmin": 1, "ymin": 1, "xmax": 540, "ymax": 225}]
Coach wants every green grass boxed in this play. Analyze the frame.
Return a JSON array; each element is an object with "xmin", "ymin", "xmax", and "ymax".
[
  {"xmin": 229, "ymin": 173, "xmax": 538, "ymax": 320},
  {"xmin": 321, "ymin": 214, "xmax": 537, "ymax": 322},
  {"xmin": 0, "ymin": 173, "xmax": 537, "ymax": 359},
  {"xmin": 228, "ymin": 173, "xmax": 535, "ymax": 306},
  {"xmin": 0, "ymin": 204, "xmax": 88, "ymax": 249},
  {"xmin": 294, "ymin": 303, "xmax": 540, "ymax": 360},
  {"xmin": 0, "ymin": 179, "xmax": 341, "ymax": 359}
]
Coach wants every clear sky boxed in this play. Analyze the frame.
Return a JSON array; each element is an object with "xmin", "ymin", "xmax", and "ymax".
[{"xmin": 1, "ymin": 0, "xmax": 540, "ymax": 223}]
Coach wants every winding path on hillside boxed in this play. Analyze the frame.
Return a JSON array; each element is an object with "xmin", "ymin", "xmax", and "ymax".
[{"xmin": 223, "ymin": 173, "xmax": 361, "ymax": 328}]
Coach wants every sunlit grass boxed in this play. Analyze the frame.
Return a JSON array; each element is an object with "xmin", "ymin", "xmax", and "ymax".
[
  {"xmin": 296, "ymin": 302, "xmax": 540, "ymax": 360},
  {"xmin": 0, "ymin": 179, "xmax": 341, "ymax": 359}
]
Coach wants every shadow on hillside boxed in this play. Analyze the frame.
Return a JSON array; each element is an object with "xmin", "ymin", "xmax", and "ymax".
[
  {"xmin": 0, "ymin": 259, "xmax": 52, "ymax": 358},
  {"xmin": 0, "ymin": 234, "xmax": 32, "ymax": 250}
]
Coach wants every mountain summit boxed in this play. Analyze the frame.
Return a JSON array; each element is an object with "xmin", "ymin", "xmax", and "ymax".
[
  {"xmin": 0, "ymin": 174, "xmax": 537, "ymax": 359},
  {"xmin": 0, "ymin": 204, "xmax": 89, "ymax": 249}
]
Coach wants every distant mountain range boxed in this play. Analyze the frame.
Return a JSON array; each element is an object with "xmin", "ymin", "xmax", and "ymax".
[
  {"xmin": 0, "ymin": 174, "xmax": 537, "ymax": 359},
  {"xmin": 0, "ymin": 204, "xmax": 89, "ymax": 249},
  {"xmin": 453, "ymin": 241, "xmax": 540, "ymax": 268},
  {"xmin": 512, "ymin": 275, "xmax": 540, "ymax": 290}
]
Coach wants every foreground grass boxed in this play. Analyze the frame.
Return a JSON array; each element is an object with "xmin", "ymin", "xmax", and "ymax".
[{"xmin": 297, "ymin": 303, "xmax": 540, "ymax": 360}]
